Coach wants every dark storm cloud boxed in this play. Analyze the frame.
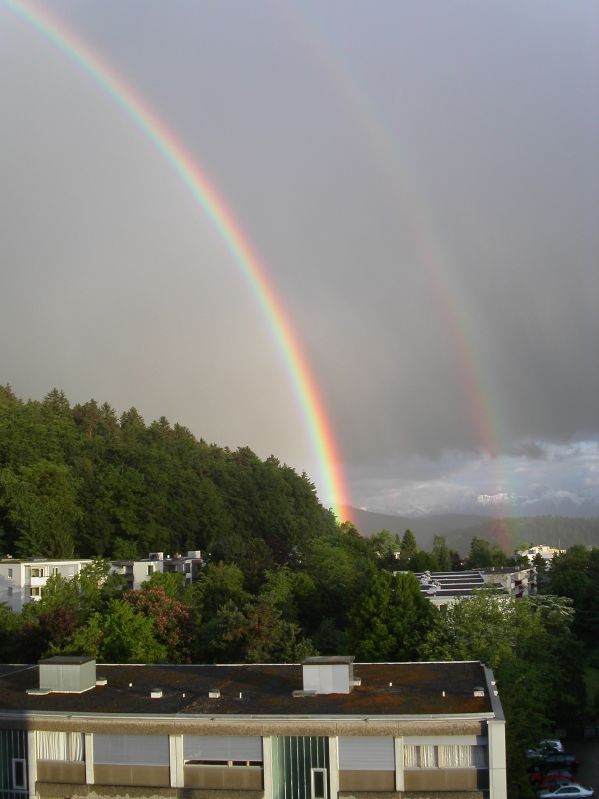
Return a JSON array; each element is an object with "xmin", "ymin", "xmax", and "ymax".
[
  {"xmin": 507, "ymin": 441, "xmax": 548, "ymax": 461},
  {"xmin": 0, "ymin": 0, "xmax": 597, "ymax": 509}
]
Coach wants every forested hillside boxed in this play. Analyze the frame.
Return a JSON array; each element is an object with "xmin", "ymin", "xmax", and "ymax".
[
  {"xmin": 0, "ymin": 385, "xmax": 336, "ymax": 565},
  {"xmin": 445, "ymin": 515, "xmax": 599, "ymax": 554}
]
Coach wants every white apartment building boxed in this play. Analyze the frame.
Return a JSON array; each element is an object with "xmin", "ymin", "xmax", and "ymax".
[
  {"xmin": 109, "ymin": 550, "xmax": 203, "ymax": 591},
  {"xmin": 0, "ymin": 559, "xmax": 92, "ymax": 612},
  {"xmin": 0, "ymin": 551, "xmax": 203, "ymax": 612},
  {"xmin": 517, "ymin": 544, "xmax": 565, "ymax": 564}
]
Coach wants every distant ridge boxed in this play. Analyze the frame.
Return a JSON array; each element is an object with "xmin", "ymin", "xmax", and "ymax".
[
  {"xmin": 342, "ymin": 506, "xmax": 488, "ymax": 546},
  {"xmin": 342, "ymin": 506, "xmax": 599, "ymax": 555}
]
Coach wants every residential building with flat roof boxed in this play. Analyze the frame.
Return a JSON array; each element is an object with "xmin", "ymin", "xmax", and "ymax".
[
  {"xmin": 0, "ymin": 656, "xmax": 506, "ymax": 799},
  {"xmin": 109, "ymin": 550, "xmax": 203, "ymax": 590},
  {"xmin": 0, "ymin": 551, "xmax": 204, "ymax": 612},
  {"xmin": 0, "ymin": 558, "xmax": 92, "ymax": 612},
  {"xmin": 517, "ymin": 545, "xmax": 565, "ymax": 564},
  {"xmin": 406, "ymin": 569, "xmax": 536, "ymax": 606}
]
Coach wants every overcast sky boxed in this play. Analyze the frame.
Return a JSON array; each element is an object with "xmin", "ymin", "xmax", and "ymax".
[{"xmin": 1, "ymin": 0, "xmax": 598, "ymax": 517}]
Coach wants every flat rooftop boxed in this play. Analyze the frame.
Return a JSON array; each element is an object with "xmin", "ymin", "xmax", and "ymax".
[{"xmin": 0, "ymin": 661, "xmax": 491, "ymax": 717}]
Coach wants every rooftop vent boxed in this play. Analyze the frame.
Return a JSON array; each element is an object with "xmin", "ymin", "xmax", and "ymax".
[
  {"xmin": 473, "ymin": 686, "xmax": 485, "ymax": 697},
  {"xmin": 29, "ymin": 656, "xmax": 97, "ymax": 695},
  {"xmin": 209, "ymin": 689, "xmax": 221, "ymax": 699},
  {"xmin": 150, "ymin": 688, "xmax": 163, "ymax": 699},
  {"xmin": 300, "ymin": 656, "xmax": 356, "ymax": 696}
]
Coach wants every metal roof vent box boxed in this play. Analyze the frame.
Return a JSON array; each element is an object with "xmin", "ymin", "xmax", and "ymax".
[
  {"xmin": 29, "ymin": 656, "xmax": 97, "ymax": 695},
  {"xmin": 300, "ymin": 656, "xmax": 356, "ymax": 695}
]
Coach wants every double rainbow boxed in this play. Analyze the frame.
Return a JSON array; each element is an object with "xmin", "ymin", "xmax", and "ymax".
[{"xmin": 3, "ymin": 0, "xmax": 348, "ymax": 518}]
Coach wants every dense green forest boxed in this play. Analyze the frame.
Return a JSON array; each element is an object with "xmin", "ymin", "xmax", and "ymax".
[
  {"xmin": 0, "ymin": 385, "xmax": 338, "ymax": 565},
  {"xmin": 1, "ymin": 385, "xmax": 598, "ymax": 796}
]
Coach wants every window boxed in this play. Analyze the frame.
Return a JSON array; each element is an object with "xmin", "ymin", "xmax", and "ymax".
[
  {"xmin": 183, "ymin": 736, "xmax": 263, "ymax": 764},
  {"xmin": 311, "ymin": 769, "xmax": 327, "ymax": 799},
  {"xmin": 30, "ymin": 587, "xmax": 42, "ymax": 597},
  {"xmin": 7, "ymin": 568, "xmax": 12, "ymax": 579},
  {"xmin": 12, "ymin": 759, "xmax": 26, "ymax": 790},
  {"xmin": 339, "ymin": 737, "xmax": 395, "ymax": 770},
  {"xmin": 404, "ymin": 744, "xmax": 487, "ymax": 769},
  {"xmin": 146, "ymin": 565, "xmax": 154, "ymax": 576},
  {"xmin": 37, "ymin": 732, "xmax": 84, "ymax": 761},
  {"xmin": 52, "ymin": 567, "xmax": 59, "ymax": 576},
  {"xmin": 404, "ymin": 746, "xmax": 437, "ymax": 768},
  {"xmin": 7, "ymin": 587, "xmax": 12, "ymax": 596},
  {"xmin": 31, "ymin": 568, "xmax": 44, "ymax": 578},
  {"xmin": 94, "ymin": 734, "xmax": 169, "ymax": 765}
]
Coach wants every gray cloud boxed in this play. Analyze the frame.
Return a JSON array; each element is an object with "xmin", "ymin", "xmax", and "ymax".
[{"xmin": 1, "ymin": 0, "xmax": 598, "ymax": 509}]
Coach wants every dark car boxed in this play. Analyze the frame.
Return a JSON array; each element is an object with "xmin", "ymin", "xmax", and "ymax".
[{"xmin": 542, "ymin": 754, "xmax": 579, "ymax": 772}]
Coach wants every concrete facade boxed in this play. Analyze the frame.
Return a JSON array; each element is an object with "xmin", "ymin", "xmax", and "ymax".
[{"xmin": 0, "ymin": 658, "xmax": 507, "ymax": 799}]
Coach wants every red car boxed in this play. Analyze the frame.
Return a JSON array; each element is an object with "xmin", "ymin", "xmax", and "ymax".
[{"xmin": 530, "ymin": 770, "xmax": 575, "ymax": 789}]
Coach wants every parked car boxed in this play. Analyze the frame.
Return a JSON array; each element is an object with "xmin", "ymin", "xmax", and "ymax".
[
  {"xmin": 538, "ymin": 783, "xmax": 583, "ymax": 797},
  {"xmin": 538, "ymin": 784, "xmax": 594, "ymax": 799},
  {"xmin": 542, "ymin": 754, "xmax": 579, "ymax": 772},
  {"xmin": 530, "ymin": 770, "xmax": 575, "ymax": 788},
  {"xmin": 527, "ymin": 741, "xmax": 567, "ymax": 761},
  {"xmin": 540, "ymin": 740, "xmax": 565, "ymax": 753}
]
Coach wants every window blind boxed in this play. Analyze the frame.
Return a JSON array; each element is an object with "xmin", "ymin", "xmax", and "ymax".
[
  {"xmin": 94, "ymin": 734, "xmax": 169, "ymax": 765},
  {"xmin": 184, "ymin": 736, "xmax": 263, "ymax": 763},
  {"xmin": 338, "ymin": 737, "xmax": 395, "ymax": 771}
]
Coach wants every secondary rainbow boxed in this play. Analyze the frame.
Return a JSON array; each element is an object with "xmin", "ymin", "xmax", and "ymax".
[
  {"xmin": 3, "ymin": 0, "xmax": 349, "ymax": 518},
  {"xmin": 277, "ymin": 3, "xmax": 515, "ymax": 548}
]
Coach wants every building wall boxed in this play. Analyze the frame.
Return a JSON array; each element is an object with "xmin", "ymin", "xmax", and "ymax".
[{"xmin": 19, "ymin": 724, "xmax": 506, "ymax": 799}]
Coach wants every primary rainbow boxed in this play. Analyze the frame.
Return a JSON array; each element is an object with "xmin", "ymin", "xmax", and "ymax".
[{"xmin": 3, "ymin": 0, "xmax": 349, "ymax": 518}]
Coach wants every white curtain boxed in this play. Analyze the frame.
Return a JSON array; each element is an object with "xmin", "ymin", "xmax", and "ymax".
[
  {"xmin": 69, "ymin": 733, "xmax": 84, "ymax": 761},
  {"xmin": 439, "ymin": 745, "xmax": 471, "ymax": 767},
  {"xmin": 419, "ymin": 745, "xmax": 437, "ymax": 768},
  {"xmin": 37, "ymin": 732, "xmax": 83, "ymax": 761},
  {"xmin": 37, "ymin": 732, "xmax": 66, "ymax": 760},
  {"xmin": 434, "ymin": 745, "xmax": 487, "ymax": 769},
  {"xmin": 404, "ymin": 745, "xmax": 438, "ymax": 768},
  {"xmin": 403, "ymin": 745, "xmax": 418, "ymax": 768}
]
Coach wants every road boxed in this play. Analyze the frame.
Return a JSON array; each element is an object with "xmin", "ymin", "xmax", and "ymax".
[{"xmin": 568, "ymin": 739, "xmax": 599, "ymax": 795}]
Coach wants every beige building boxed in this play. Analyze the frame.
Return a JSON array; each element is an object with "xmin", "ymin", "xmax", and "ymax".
[{"xmin": 0, "ymin": 655, "xmax": 506, "ymax": 799}]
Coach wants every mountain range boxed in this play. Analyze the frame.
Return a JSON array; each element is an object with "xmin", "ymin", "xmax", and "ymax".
[{"xmin": 342, "ymin": 506, "xmax": 599, "ymax": 555}]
